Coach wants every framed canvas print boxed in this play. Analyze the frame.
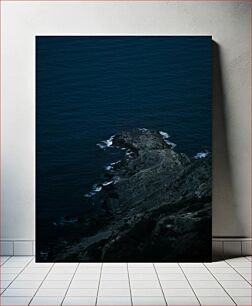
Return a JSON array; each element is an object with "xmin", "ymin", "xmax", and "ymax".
[{"xmin": 36, "ymin": 36, "xmax": 212, "ymax": 262}]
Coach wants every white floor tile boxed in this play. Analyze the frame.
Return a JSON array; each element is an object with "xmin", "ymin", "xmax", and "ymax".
[
  {"xmin": 189, "ymin": 280, "xmax": 221, "ymax": 288},
  {"xmin": 198, "ymin": 296, "xmax": 235, "ymax": 305},
  {"xmin": 227, "ymin": 257, "xmax": 250, "ymax": 263},
  {"xmin": 74, "ymin": 274, "xmax": 100, "ymax": 281},
  {"xmin": 156, "ymin": 267, "xmax": 182, "ymax": 274},
  {"xmin": 16, "ymin": 273, "xmax": 46, "ymax": 281},
  {"xmin": 132, "ymin": 296, "xmax": 166, "ymax": 305},
  {"xmin": 1, "ymin": 274, "xmax": 17, "ymax": 281},
  {"xmin": 76, "ymin": 267, "xmax": 101, "ymax": 274},
  {"xmin": 214, "ymin": 273, "xmax": 245, "ymax": 281},
  {"xmin": 36, "ymin": 287, "xmax": 67, "ymax": 296},
  {"xmin": 98, "ymin": 288, "xmax": 130, "ymax": 296},
  {"xmin": 67, "ymin": 288, "xmax": 97, "ymax": 296},
  {"xmin": 225, "ymin": 288, "xmax": 252, "ymax": 296},
  {"xmin": 130, "ymin": 280, "xmax": 160, "ymax": 288},
  {"xmin": 50, "ymin": 266, "xmax": 77, "ymax": 274},
  {"xmin": 128, "ymin": 267, "xmax": 155, "ymax": 274},
  {"xmin": 219, "ymin": 280, "xmax": 252, "ymax": 288},
  {"xmin": 27, "ymin": 262, "xmax": 53, "ymax": 268},
  {"xmin": 0, "ymin": 280, "xmax": 12, "ymax": 288},
  {"xmin": 102, "ymin": 268, "xmax": 128, "ymax": 274},
  {"xmin": 208, "ymin": 267, "xmax": 236, "ymax": 274},
  {"xmin": 0, "ymin": 256, "xmax": 10, "ymax": 264},
  {"xmin": 70, "ymin": 280, "xmax": 99, "ymax": 288},
  {"xmin": 232, "ymin": 296, "xmax": 252, "ymax": 305},
  {"xmin": 101, "ymin": 274, "xmax": 128, "ymax": 281},
  {"xmin": 184, "ymin": 273, "xmax": 215, "ymax": 281},
  {"xmin": 22, "ymin": 267, "xmax": 49, "ymax": 274},
  {"xmin": 8, "ymin": 256, "xmax": 33, "ymax": 262},
  {"xmin": 1, "ymin": 267, "xmax": 23, "ymax": 274},
  {"xmin": 97, "ymin": 296, "xmax": 131, "ymax": 305},
  {"xmin": 0, "ymin": 296, "xmax": 32, "ymax": 305},
  {"xmin": 194, "ymin": 288, "xmax": 228, "ymax": 296},
  {"xmin": 2, "ymin": 288, "xmax": 37, "ymax": 297},
  {"xmin": 158, "ymin": 273, "xmax": 186, "ymax": 281},
  {"xmin": 182, "ymin": 267, "xmax": 209, "ymax": 274},
  {"xmin": 165, "ymin": 296, "xmax": 200, "ymax": 305},
  {"xmin": 30, "ymin": 296, "xmax": 64, "ymax": 305},
  {"xmin": 241, "ymin": 273, "xmax": 252, "ymax": 283},
  {"xmin": 131, "ymin": 288, "xmax": 163, "ymax": 296},
  {"xmin": 3, "ymin": 261, "xmax": 28, "ymax": 268},
  {"xmin": 62, "ymin": 296, "xmax": 96, "ymax": 305},
  {"xmin": 46, "ymin": 273, "xmax": 73, "ymax": 281},
  {"xmin": 235, "ymin": 267, "xmax": 252, "ymax": 274},
  {"xmin": 1, "ymin": 256, "xmax": 251, "ymax": 306},
  {"xmin": 8, "ymin": 280, "xmax": 42, "ymax": 289},
  {"xmin": 160, "ymin": 280, "xmax": 191, "ymax": 288},
  {"xmin": 163, "ymin": 288, "xmax": 195, "ymax": 296},
  {"xmin": 228, "ymin": 261, "xmax": 252, "ymax": 268},
  {"xmin": 99, "ymin": 281, "xmax": 129, "ymax": 288},
  {"xmin": 205, "ymin": 261, "xmax": 230, "ymax": 267},
  {"xmin": 40, "ymin": 280, "xmax": 71, "ymax": 288}
]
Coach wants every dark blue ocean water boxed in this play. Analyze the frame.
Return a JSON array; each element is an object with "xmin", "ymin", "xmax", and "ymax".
[{"xmin": 36, "ymin": 36, "xmax": 212, "ymax": 217}]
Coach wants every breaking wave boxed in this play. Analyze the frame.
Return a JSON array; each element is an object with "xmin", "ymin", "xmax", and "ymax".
[
  {"xmin": 159, "ymin": 131, "xmax": 176, "ymax": 149},
  {"xmin": 194, "ymin": 151, "xmax": 209, "ymax": 159}
]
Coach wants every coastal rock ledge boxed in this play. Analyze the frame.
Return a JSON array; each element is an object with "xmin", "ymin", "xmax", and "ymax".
[{"xmin": 53, "ymin": 128, "xmax": 212, "ymax": 262}]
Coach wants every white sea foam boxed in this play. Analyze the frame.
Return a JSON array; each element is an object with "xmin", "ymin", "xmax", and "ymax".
[
  {"xmin": 159, "ymin": 131, "xmax": 169, "ymax": 139},
  {"xmin": 159, "ymin": 131, "xmax": 176, "ymax": 149},
  {"xmin": 94, "ymin": 185, "xmax": 102, "ymax": 192},
  {"xmin": 97, "ymin": 135, "xmax": 115, "ymax": 149},
  {"xmin": 138, "ymin": 128, "xmax": 148, "ymax": 132},
  {"xmin": 194, "ymin": 151, "xmax": 209, "ymax": 159},
  {"xmin": 102, "ymin": 181, "xmax": 113, "ymax": 186},
  {"xmin": 84, "ymin": 184, "xmax": 102, "ymax": 197},
  {"xmin": 112, "ymin": 160, "xmax": 121, "ymax": 165}
]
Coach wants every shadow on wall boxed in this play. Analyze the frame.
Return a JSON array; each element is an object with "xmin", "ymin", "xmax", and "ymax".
[{"xmin": 212, "ymin": 41, "xmax": 244, "ymax": 240}]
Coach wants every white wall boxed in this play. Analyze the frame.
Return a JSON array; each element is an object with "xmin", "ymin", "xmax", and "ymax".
[{"xmin": 1, "ymin": 1, "xmax": 250, "ymax": 241}]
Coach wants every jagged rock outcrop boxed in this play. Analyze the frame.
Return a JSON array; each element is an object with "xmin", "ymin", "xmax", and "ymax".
[{"xmin": 45, "ymin": 128, "xmax": 212, "ymax": 262}]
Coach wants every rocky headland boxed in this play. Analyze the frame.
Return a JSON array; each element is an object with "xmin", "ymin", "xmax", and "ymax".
[{"xmin": 39, "ymin": 128, "xmax": 212, "ymax": 262}]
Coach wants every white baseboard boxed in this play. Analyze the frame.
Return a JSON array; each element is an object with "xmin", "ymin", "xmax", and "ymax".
[
  {"xmin": 0, "ymin": 240, "xmax": 34, "ymax": 256},
  {"xmin": 0, "ymin": 238, "xmax": 251, "ymax": 258},
  {"xmin": 212, "ymin": 237, "xmax": 251, "ymax": 259}
]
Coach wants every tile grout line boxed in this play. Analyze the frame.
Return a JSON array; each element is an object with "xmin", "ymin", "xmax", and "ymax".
[
  {"xmin": 203, "ymin": 263, "xmax": 238, "ymax": 305},
  {"xmin": 244, "ymin": 256, "xmax": 252, "ymax": 262},
  {"xmin": 126, "ymin": 263, "xmax": 133, "ymax": 306},
  {"xmin": 0, "ymin": 255, "xmax": 12, "ymax": 266},
  {"xmin": 61, "ymin": 263, "xmax": 80, "ymax": 306},
  {"xmin": 0, "ymin": 256, "xmax": 34, "ymax": 296},
  {"xmin": 0, "ymin": 255, "xmax": 12, "ymax": 294},
  {"xmin": 225, "ymin": 260, "xmax": 252, "ymax": 286},
  {"xmin": 153, "ymin": 263, "xmax": 168, "ymax": 306},
  {"xmin": 95, "ymin": 262, "xmax": 103, "ymax": 306},
  {"xmin": 178, "ymin": 263, "xmax": 202, "ymax": 306},
  {"xmin": 28, "ymin": 261, "xmax": 55, "ymax": 305}
]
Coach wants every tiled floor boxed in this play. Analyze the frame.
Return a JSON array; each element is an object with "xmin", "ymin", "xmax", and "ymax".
[{"xmin": 0, "ymin": 256, "xmax": 251, "ymax": 305}]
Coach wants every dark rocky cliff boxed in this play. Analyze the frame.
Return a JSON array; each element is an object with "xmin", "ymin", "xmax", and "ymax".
[{"xmin": 49, "ymin": 128, "xmax": 211, "ymax": 262}]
